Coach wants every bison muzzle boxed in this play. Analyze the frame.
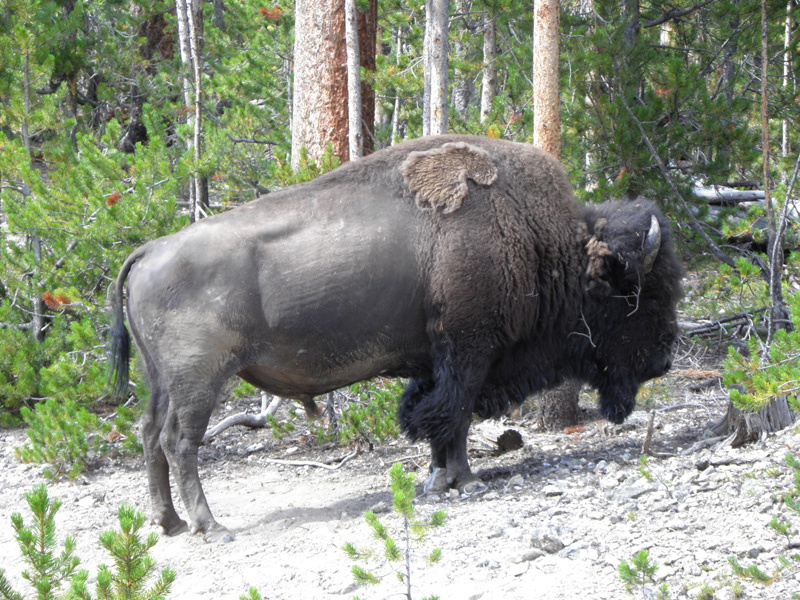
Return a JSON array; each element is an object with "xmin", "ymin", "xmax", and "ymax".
[{"xmin": 109, "ymin": 135, "xmax": 682, "ymax": 542}]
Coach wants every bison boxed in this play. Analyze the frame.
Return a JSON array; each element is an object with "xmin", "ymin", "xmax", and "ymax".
[{"xmin": 109, "ymin": 135, "xmax": 682, "ymax": 542}]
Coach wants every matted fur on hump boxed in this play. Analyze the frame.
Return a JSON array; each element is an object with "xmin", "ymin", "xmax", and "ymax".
[{"xmin": 400, "ymin": 142, "xmax": 498, "ymax": 213}]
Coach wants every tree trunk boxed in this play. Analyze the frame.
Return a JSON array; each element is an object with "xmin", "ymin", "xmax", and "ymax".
[
  {"xmin": 175, "ymin": 0, "xmax": 207, "ymax": 221},
  {"xmin": 424, "ymin": 0, "xmax": 449, "ymax": 135},
  {"xmin": 291, "ymin": 0, "xmax": 349, "ymax": 168},
  {"xmin": 186, "ymin": 0, "xmax": 207, "ymax": 221},
  {"xmin": 761, "ymin": 0, "xmax": 788, "ymax": 344},
  {"xmin": 533, "ymin": 0, "xmax": 560, "ymax": 156},
  {"xmin": 345, "ymin": 0, "xmax": 362, "ymax": 161},
  {"xmin": 710, "ymin": 397, "xmax": 795, "ymax": 447},
  {"xmin": 480, "ymin": 15, "xmax": 497, "ymax": 124},
  {"xmin": 391, "ymin": 29, "xmax": 404, "ymax": 144},
  {"xmin": 533, "ymin": 0, "xmax": 579, "ymax": 429},
  {"xmin": 714, "ymin": 0, "xmax": 795, "ymax": 445},
  {"xmin": 357, "ymin": 0, "xmax": 378, "ymax": 154},
  {"xmin": 535, "ymin": 381, "xmax": 582, "ymax": 431},
  {"xmin": 781, "ymin": 0, "xmax": 792, "ymax": 167}
]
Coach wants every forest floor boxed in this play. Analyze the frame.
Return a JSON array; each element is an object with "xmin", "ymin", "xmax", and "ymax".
[{"xmin": 1, "ymin": 344, "xmax": 799, "ymax": 600}]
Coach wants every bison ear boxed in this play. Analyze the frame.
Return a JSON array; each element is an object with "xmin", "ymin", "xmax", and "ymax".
[{"xmin": 401, "ymin": 142, "xmax": 498, "ymax": 213}]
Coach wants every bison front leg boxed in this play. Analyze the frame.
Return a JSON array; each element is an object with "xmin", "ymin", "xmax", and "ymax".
[{"xmin": 424, "ymin": 411, "xmax": 482, "ymax": 494}]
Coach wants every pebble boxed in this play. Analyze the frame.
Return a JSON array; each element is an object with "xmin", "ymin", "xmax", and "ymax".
[{"xmin": 507, "ymin": 474, "xmax": 524, "ymax": 488}]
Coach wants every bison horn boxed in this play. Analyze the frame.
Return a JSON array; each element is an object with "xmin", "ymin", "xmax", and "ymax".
[{"xmin": 641, "ymin": 215, "xmax": 661, "ymax": 275}]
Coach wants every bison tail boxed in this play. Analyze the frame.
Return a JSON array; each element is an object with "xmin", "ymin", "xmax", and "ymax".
[
  {"xmin": 106, "ymin": 247, "xmax": 144, "ymax": 402},
  {"xmin": 108, "ymin": 316, "xmax": 131, "ymax": 402}
]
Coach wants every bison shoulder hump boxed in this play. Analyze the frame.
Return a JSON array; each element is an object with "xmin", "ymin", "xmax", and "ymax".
[{"xmin": 400, "ymin": 142, "xmax": 498, "ymax": 214}]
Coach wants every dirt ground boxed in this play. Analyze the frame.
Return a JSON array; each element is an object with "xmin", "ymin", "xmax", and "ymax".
[{"xmin": 1, "ymin": 361, "xmax": 799, "ymax": 600}]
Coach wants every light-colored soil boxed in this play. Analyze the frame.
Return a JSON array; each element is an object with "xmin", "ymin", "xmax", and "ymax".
[{"xmin": 1, "ymin": 373, "xmax": 799, "ymax": 600}]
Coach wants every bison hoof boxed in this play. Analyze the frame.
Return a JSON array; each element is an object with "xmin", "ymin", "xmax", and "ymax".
[
  {"xmin": 460, "ymin": 480, "xmax": 488, "ymax": 497},
  {"xmin": 153, "ymin": 515, "xmax": 189, "ymax": 537},
  {"xmin": 423, "ymin": 468, "xmax": 449, "ymax": 495},
  {"xmin": 202, "ymin": 527, "xmax": 235, "ymax": 544}
]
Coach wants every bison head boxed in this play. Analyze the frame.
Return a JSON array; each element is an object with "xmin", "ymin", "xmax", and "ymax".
[{"xmin": 580, "ymin": 200, "xmax": 682, "ymax": 424}]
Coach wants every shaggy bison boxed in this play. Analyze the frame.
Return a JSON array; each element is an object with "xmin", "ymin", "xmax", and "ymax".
[{"xmin": 109, "ymin": 135, "xmax": 681, "ymax": 542}]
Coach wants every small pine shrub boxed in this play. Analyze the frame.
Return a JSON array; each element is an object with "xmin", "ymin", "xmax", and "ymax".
[
  {"xmin": 0, "ymin": 484, "xmax": 175, "ymax": 600},
  {"xmin": 0, "ymin": 484, "xmax": 81, "ymax": 599},
  {"xmin": 239, "ymin": 588, "xmax": 263, "ymax": 600},
  {"xmin": 343, "ymin": 462, "xmax": 446, "ymax": 600},
  {"xmin": 618, "ymin": 549, "xmax": 666, "ymax": 598},
  {"xmin": 338, "ymin": 379, "xmax": 404, "ymax": 446},
  {"xmin": 16, "ymin": 397, "xmax": 109, "ymax": 479},
  {"xmin": 723, "ymin": 283, "xmax": 800, "ymax": 414},
  {"xmin": 69, "ymin": 505, "xmax": 176, "ymax": 600}
]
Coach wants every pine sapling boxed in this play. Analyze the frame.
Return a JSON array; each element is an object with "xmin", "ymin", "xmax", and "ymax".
[
  {"xmin": 343, "ymin": 462, "xmax": 446, "ymax": 600},
  {"xmin": 0, "ymin": 483, "xmax": 80, "ymax": 600},
  {"xmin": 618, "ymin": 549, "xmax": 666, "ymax": 598},
  {"xmin": 69, "ymin": 504, "xmax": 175, "ymax": 600}
]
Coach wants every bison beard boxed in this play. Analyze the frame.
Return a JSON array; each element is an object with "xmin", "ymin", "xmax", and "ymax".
[{"xmin": 109, "ymin": 135, "xmax": 681, "ymax": 542}]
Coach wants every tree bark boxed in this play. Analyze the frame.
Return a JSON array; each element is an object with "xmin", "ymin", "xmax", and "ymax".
[
  {"xmin": 345, "ymin": 0, "xmax": 362, "ymax": 160},
  {"xmin": 480, "ymin": 15, "xmax": 497, "ymax": 124},
  {"xmin": 392, "ymin": 29, "xmax": 404, "ymax": 144},
  {"xmin": 761, "ymin": 0, "xmax": 788, "ymax": 344},
  {"xmin": 535, "ymin": 381, "xmax": 582, "ymax": 431},
  {"xmin": 424, "ymin": 0, "xmax": 449, "ymax": 135},
  {"xmin": 533, "ymin": 0, "xmax": 560, "ymax": 156},
  {"xmin": 291, "ymin": 0, "xmax": 348, "ymax": 168},
  {"xmin": 357, "ymin": 0, "xmax": 378, "ymax": 154}
]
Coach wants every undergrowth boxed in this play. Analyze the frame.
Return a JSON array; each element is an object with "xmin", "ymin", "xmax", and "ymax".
[{"xmin": 0, "ymin": 484, "xmax": 174, "ymax": 600}]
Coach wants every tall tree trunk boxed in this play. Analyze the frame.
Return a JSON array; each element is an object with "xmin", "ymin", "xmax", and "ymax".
[
  {"xmin": 292, "ymin": 0, "xmax": 348, "ymax": 168},
  {"xmin": 186, "ymin": 0, "xmax": 207, "ymax": 221},
  {"xmin": 713, "ymin": 0, "xmax": 795, "ymax": 444},
  {"xmin": 175, "ymin": 0, "xmax": 207, "ymax": 221},
  {"xmin": 782, "ymin": 0, "xmax": 793, "ymax": 167},
  {"xmin": 357, "ymin": 0, "xmax": 378, "ymax": 154},
  {"xmin": 762, "ymin": 0, "xmax": 788, "ymax": 342},
  {"xmin": 480, "ymin": 15, "xmax": 497, "ymax": 124},
  {"xmin": 424, "ymin": 0, "xmax": 449, "ymax": 135},
  {"xmin": 533, "ymin": 0, "xmax": 560, "ymax": 156},
  {"xmin": 345, "ymin": 0, "xmax": 362, "ymax": 160},
  {"xmin": 532, "ymin": 0, "xmax": 579, "ymax": 428},
  {"xmin": 392, "ymin": 29, "xmax": 404, "ymax": 144}
]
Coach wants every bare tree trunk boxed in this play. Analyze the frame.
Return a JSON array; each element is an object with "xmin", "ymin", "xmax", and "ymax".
[
  {"xmin": 345, "ymin": 0, "xmax": 362, "ymax": 160},
  {"xmin": 480, "ymin": 15, "xmax": 496, "ymax": 124},
  {"xmin": 175, "ymin": 0, "xmax": 207, "ymax": 221},
  {"xmin": 781, "ymin": 0, "xmax": 793, "ymax": 166},
  {"xmin": 761, "ymin": 0, "xmax": 788, "ymax": 344},
  {"xmin": 712, "ymin": 1, "xmax": 796, "ymax": 444},
  {"xmin": 392, "ymin": 29, "xmax": 404, "ymax": 144},
  {"xmin": 186, "ymin": 0, "xmax": 207, "ymax": 221},
  {"xmin": 425, "ymin": 0, "xmax": 449, "ymax": 135},
  {"xmin": 535, "ymin": 380, "xmax": 582, "ymax": 431},
  {"xmin": 533, "ymin": 0, "xmax": 560, "ymax": 156},
  {"xmin": 357, "ymin": 0, "xmax": 378, "ymax": 154},
  {"xmin": 292, "ymin": 0, "xmax": 348, "ymax": 168}
]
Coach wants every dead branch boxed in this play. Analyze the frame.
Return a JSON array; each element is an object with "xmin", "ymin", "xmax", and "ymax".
[
  {"xmin": 260, "ymin": 448, "xmax": 359, "ymax": 470},
  {"xmin": 683, "ymin": 308, "xmax": 768, "ymax": 338},
  {"xmin": 202, "ymin": 393, "xmax": 284, "ymax": 443}
]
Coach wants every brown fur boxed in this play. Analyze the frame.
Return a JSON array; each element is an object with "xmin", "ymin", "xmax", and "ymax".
[{"xmin": 401, "ymin": 142, "xmax": 498, "ymax": 213}]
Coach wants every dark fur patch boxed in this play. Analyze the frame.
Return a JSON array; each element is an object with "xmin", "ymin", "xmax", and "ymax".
[{"xmin": 401, "ymin": 142, "xmax": 498, "ymax": 213}]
